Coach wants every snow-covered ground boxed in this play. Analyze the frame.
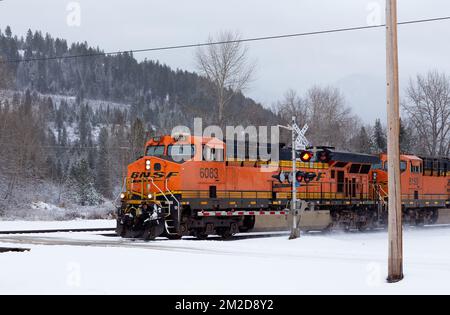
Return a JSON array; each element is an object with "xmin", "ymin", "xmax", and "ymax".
[
  {"xmin": 0, "ymin": 219, "xmax": 114, "ymax": 231},
  {"xmin": 1, "ymin": 222, "xmax": 450, "ymax": 294}
]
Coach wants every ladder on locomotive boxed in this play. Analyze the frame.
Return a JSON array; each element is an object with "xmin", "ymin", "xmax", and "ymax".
[{"xmin": 374, "ymin": 184, "xmax": 388, "ymax": 218}]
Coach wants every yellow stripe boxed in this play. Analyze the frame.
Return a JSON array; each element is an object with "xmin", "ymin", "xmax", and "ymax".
[{"xmin": 242, "ymin": 192, "xmax": 257, "ymax": 198}]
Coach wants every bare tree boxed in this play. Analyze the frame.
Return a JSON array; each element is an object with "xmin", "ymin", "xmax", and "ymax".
[
  {"xmin": 196, "ymin": 31, "xmax": 256, "ymax": 127},
  {"xmin": 403, "ymin": 71, "xmax": 450, "ymax": 156},
  {"xmin": 276, "ymin": 89, "xmax": 308, "ymax": 127},
  {"xmin": 306, "ymin": 86, "xmax": 358, "ymax": 149},
  {"xmin": 275, "ymin": 86, "xmax": 360, "ymax": 150}
]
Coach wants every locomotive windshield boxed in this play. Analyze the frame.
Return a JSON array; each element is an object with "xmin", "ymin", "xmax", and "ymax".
[{"xmin": 145, "ymin": 145, "xmax": 165, "ymax": 156}]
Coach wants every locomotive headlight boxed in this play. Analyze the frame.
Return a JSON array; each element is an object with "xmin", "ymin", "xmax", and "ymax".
[
  {"xmin": 120, "ymin": 193, "xmax": 125, "ymax": 199},
  {"xmin": 147, "ymin": 193, "xmax": 153, "ymax": 199},
  {"xmin": 145, "ymin": 160, "xmax": 151, "ymax": 170}
]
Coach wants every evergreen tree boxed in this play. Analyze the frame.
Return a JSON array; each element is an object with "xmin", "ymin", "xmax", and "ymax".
[
  {"xmin": 373, "ymin": 119, "xmax": 387, "ymax": 153},
  {"xmin": 399, "ymin": 118, "xmax": 413, "ymax": 154},
  {"xmin": 69, "ymin": 159, "xmax": 101, "ymax": 206},
  {"xmin": 22, "ymin": 89, "xmax": 32, "ymax": 116},
  {"xmin": 5, "ymin": 26, "xmax": 12, "ymax": 38},
  {"xmin": 130, "ymin": 118, "xmax": 146, "ymax": 161},
  {"xmin": 95, "ymin": 127, "xmax": 112, "ymax": 198},
  {"xmin": 355, "ymin": 126, "xmax": 372, "ymax": 154},
  {"xmin": 78, "ymin": 104, "xmax": 91, "ymax": 147}
]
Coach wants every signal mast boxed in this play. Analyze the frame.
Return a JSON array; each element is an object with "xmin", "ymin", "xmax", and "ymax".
[{"xmin": 279, "ymin": 117, "xmax": 331, "ymax": 239}]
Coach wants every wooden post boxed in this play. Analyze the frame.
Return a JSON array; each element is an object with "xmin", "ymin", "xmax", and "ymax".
[{"xmin": 386, "ymin": 0, "xmax": 403, "ymax": 283}]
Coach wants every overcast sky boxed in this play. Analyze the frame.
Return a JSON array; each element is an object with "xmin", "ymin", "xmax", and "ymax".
[{"xmin": 1, "ymin": 0, "xmax": 450, "ymax": 123}]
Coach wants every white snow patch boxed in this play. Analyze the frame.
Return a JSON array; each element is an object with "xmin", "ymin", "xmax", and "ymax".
[{"xmin": 31, "ymin": 201, "xmax": 64, "ymax": 212}]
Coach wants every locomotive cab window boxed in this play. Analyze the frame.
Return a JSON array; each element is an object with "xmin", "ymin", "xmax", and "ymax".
[
  {"xmin": 360, "ymin": 164, "xmax": 371, "ymax": 174},
  {"xmin": 145, "ymin": 145, "xmax": 165, "ymax": 157},
  {"xmin": 411, "ymin": 163, "xmax": 421, "ymax": 174},
  {"xmin": 349, "ymin": 164, "xmax": 361, "ymax": 174},
  {"xmin": 400, "ymin": 161, "xmax": 407, "ymax": 172},
  {"xmin": 168, "ymin": 144, "xmax": 195, "ymax": 160},
  {"xmin": 372, "ymin": 162, "xmax": 383, "ymax": 170},
  {"xmin": 383, "ymin": 161, "xmax": 407, "ymax": 172}
]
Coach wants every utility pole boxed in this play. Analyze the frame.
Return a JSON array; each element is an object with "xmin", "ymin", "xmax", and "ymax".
[{"xmin": 386, "ymin": 0, "xmax": 403, "ymax": 283}]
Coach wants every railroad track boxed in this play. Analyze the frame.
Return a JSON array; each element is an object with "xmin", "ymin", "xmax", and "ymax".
[
  {"xmin": 0, "ymin": 223, "xmax": 448, "ymax": 237},
  {"xmin": 0, "ymin": 227, "xmax": 116, "ymax": 235}
]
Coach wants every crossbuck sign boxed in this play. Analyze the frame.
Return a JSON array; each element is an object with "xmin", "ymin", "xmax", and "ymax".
[{"xmin": 292, "ymin": 123, "xmax": 310, "ymax": 151}]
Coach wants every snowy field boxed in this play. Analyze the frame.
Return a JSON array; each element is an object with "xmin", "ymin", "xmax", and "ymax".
[{"xmin": 1, "ymin": 220, "xmax": 450, "ymax": 295}]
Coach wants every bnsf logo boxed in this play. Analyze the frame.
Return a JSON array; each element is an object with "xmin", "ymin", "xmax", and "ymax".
[{"xmin": 131, "ymin": 172, "xmax": 178, "ymax": 179}]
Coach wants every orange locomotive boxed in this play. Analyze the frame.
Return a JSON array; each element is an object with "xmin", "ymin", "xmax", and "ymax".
[
  {"xmin": 116, "ymin": 134, "xmax": 450, "ymax": 240},
  {"xmin": 372, "ymin": 154, "xmax": 450, "ymax": 225}
]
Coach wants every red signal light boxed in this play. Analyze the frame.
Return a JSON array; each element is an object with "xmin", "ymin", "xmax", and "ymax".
[
  {"xmin": 300, "ymin": 151, "xmax": 313, "ymax": 162},
  {"xmin": 316, "ymin": 149, "xmax": 332, "ymax": 163},
  {"xmin": 295, "ymin": 171, "xmax": 305, "ymax": 183}
]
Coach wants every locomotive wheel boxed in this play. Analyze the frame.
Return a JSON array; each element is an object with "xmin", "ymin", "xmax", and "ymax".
[
  {"xmin": 166, "ymin": 234, "xmax": 182, "ymax": 240},
  {"xmin": 217, "ymin": 228, "xmax": 234, "ymax": 240},
  {"xmin": 116, "ymin": 222, "xmax": 126, "ymax": 237},
  {"xmin": 195, "ymin": 232, "xmax": 209, "ymax": 240},
  {"xmin": 125, "ymin": 228, "xmax": 142, "ymax": 239},
  {"xmin": 142, "ymin": 226, "xmax": 157, "ymax": 241},
  {"xmin": 357, "ymin": 221, "xmax": 369, "ymax": 232},
  {"xmin": 219, "ymin": 231, "xmax": 233, "ymax": 240}
]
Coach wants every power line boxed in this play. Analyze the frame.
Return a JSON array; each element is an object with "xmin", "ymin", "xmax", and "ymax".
[
  {"xmin": 0, "ymin": 142, "xmax": 131, "ymax": 150},
  {"xmin": 1, "ymin": 16, "xmax": 450, "ymax": 64}
]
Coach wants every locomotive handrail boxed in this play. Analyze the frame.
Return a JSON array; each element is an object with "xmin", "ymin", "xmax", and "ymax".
[
  {"xmin": 149, "ymin": 176, "xmax": 172, "ymax": 217},
  {"xmin": 165, "ymin": 177, "xmax": 181, "ymax": 231}
]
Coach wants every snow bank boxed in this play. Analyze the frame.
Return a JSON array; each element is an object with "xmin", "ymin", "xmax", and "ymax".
[{"xmin": 1, "ymin": 200, "xmax": 115, "ymax": 221}]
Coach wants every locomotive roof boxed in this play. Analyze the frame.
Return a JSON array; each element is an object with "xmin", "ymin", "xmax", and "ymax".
[
  {"xmin": 327, "ymin": 150, "xmax": 381, "ymax": 164},
  {"xmin": 279, "ymin": 147, "xmax": 381, "ymax": 164}
]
